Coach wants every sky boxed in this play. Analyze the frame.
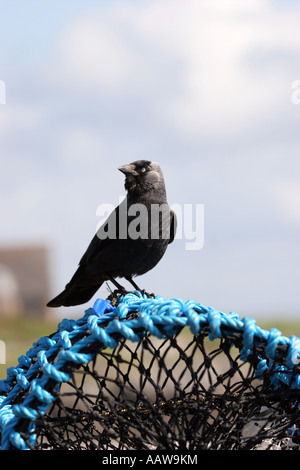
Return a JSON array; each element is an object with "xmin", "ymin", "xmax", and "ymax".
[{"xmin": 0, "ymin": 0, "xmax": 299, "ymax": 320}]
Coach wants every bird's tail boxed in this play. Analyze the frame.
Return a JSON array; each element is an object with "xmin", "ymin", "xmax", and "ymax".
[{"xmin": 47, "ymin": 282, "xmax": 103, "ymax": 308}]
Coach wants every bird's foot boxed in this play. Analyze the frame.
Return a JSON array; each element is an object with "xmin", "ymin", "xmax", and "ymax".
[
  {"xmin": 113, "ymin": 287, "xmax": 128, "ymax": 296},
  {"xmin": 106, "ymin": 283, "xmax": 129, "ymax": 304},
  {"xmin": 138, "ymin": 289, "xmax": 156, "ymax": 299}
]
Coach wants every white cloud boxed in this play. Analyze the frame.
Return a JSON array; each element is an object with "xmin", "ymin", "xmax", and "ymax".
[
  {"xmin": 48, "ymin": 7, "xmax": 137, "ymax": 94},
  {"xmin": 47, "ymin": 0, "xmax": 300, "ymax": 137},
  {"xmin": 158, "ymin": 0, "xmax": 300, "ymax": 136}
]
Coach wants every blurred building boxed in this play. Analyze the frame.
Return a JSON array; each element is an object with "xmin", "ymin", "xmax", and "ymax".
[{"xmin": 0, "ymin": 245, "xmax": 50, "ymax": 318}]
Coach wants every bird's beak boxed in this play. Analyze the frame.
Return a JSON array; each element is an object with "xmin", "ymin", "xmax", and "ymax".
[{"xmin": 118, "ymin": 164, "xmax": 138, "ymax": 176}]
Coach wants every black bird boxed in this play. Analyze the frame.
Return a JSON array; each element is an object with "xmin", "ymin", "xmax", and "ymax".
[{"xmin": 47, "ymin": 160, "xmax": 176, "ymax": 307}]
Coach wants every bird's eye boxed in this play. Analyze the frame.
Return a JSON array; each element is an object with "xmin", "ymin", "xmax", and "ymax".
[{"xmin": 140, "ymin": 167, "xmax": 147, "ymax": 173}]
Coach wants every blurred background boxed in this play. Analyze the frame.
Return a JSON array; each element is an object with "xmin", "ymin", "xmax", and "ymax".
[{"xmin": 0, "ymin": 0, "xmax": 299, "ymax": 375}]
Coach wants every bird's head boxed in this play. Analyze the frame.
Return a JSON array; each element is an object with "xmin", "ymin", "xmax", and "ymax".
[{"xmin": 118, "ymin": 160, "xmax": 166, "ymax": 198}]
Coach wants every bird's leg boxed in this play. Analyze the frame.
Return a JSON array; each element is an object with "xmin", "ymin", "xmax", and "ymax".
[
  {"xmin": 106, "ymin": 275, "xmax": 128, "ymax": 295},
  {"xmin": 125, "ymin": 276, "xmax": 141, "ymax": 291},
  {"xmin": 125, "ymin": 276, "xmax": 155, "ymax": 298}
]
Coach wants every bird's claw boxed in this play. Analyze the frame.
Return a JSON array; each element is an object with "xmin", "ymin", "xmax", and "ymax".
[
  {"xmin": 106, "ymin": 287, "xmax": 129, "ymax": 304},
  {"xmin": 114, "ymin": 288, "xmax": 128, "ymax": 296},
  {"xmin": 139, "ymin": 289, "xmax": 155, "ymax": 299}
]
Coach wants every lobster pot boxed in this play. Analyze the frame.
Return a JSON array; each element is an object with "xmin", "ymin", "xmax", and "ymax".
[{"xmin": 1, "ymin": 293, "xmax": 300, "ymax": 450}]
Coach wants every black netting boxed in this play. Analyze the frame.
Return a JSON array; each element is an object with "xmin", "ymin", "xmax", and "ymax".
[{"xmin": 14, "ymin": 332, "xmax": 300, "ymax": 449}]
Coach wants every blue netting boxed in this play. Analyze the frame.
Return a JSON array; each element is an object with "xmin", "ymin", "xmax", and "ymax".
[{"xmin": 1, "ymin": 292, "xmax": 300, "ymax": 450}]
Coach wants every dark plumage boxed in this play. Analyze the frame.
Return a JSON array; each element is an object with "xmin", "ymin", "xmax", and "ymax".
[{"xmin": 47, "ymin": 160, "xmax": 176, "ymax": 307}]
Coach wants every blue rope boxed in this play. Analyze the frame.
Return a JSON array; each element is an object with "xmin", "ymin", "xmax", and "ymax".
[{"xmin": 0, "ymin": 292, "xmax": 300, "ymax": 450}]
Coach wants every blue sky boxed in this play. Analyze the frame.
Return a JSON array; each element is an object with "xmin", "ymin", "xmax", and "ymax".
[{"xmin": 0, "ymin": 0, "xmax": 299, "ymax": 319}]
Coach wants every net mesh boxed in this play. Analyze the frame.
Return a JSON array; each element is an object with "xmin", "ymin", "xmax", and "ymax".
[{"xmin": 1, "ymin": 292, "xmax": 300, "ymax": 450}]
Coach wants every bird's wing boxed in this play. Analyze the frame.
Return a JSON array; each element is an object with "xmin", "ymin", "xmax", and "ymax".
[
  {"xmin": 79, "ymin": 203, "xmax": 122, "ymax": 267},
  {"xmin": 168, "ymin": 209, "xmax": 177, "ymax": 244}
]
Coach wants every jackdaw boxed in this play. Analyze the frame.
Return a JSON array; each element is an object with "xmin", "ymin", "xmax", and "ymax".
[{"xmin": 47, "ymin": 160, "xmax": 176, "ymax": 307}]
